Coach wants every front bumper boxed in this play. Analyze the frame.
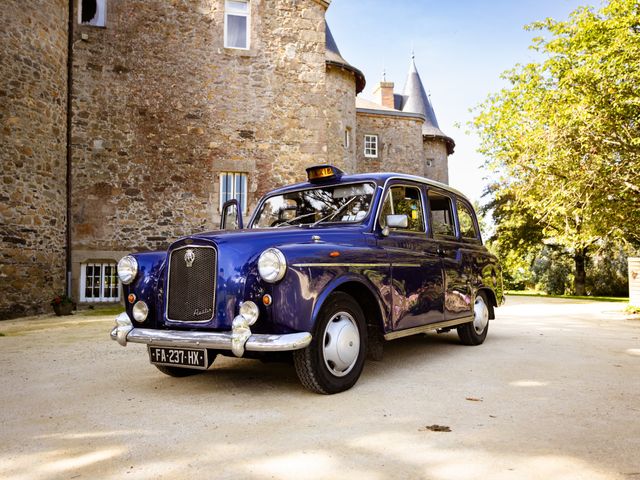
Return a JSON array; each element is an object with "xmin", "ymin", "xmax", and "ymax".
[{"xmin": 110, "ymin": 313, "xmax": 312, "ymax": 357}]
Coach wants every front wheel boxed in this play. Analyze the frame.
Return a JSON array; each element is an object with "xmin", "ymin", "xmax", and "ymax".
[
  {"xmin": 293, "ymin": 292, "xmax": 367, "ymax": 394},
  {"xmin": 457, "ymin": 292, "xmax": 491, "ymax": 345}
]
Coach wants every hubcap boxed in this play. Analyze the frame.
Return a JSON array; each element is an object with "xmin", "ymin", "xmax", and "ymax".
[
  {"xmin": 473, "ymin": 296, "xmax": 489, "ymax": 335},
  {"xmin": 322, "ymin": 311, "xmax": 360, "ymax": 377}
]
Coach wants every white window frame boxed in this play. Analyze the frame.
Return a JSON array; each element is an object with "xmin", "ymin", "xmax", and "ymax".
[
  {"xmin": 78, "ymin": 0, "xmax": 107, "ymax": 27},
  {"xmin": 224, "ymin": 0, "xmax": 250, "ymax": 50},
  {"xmin": 80, "ymin": 262, "xmax": 120, "ymax": 302},
  {"xmin": 364, "ymin": 134, "xmax": 379, "ymax": 158},
  {"xmin": 220, "ymin": 172, "xmax": 248, "ymax": 213}
]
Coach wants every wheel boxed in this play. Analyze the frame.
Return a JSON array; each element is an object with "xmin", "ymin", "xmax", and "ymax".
[
  {"xmin": 293, "ymin": 292, "xmax": 367, "ymax": 394},
  {"xmin": 457, "ymin": 291, "xmax": 491, "ymax": 345}
]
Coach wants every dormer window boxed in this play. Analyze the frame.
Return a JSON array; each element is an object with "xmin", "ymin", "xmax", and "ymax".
[
  {"xmin": 225, "ymin": 1, "xmax": 250, "ymax": 50},
  {"xmin": 79, "ymin": 0, "xmax": 106, "ymax": 27}
]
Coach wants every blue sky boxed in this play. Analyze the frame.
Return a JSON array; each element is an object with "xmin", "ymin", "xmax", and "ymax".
[{"xmin": 326, "ymin": 0, "xmax": 599, "ymax": 203}]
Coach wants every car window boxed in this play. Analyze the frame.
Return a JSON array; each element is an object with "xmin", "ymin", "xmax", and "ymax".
[
  {"xmin": 428, "ymin": 191, "xmax": 455, "ymax": 237},
  {"xmin": 457, "ymin": 200, "xmax": 479, "ymax": 240},
  {"xmin": 379, "ymin": 185, "xmax": 424, "ymax": 232}
]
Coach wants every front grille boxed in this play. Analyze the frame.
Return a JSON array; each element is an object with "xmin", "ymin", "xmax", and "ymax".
[{"xmin": 167, "ymin": 246, "xmax": 217, "ymax": 322}]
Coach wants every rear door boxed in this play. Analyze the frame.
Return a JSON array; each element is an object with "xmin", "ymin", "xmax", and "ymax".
[
  {"xmin": 376, "ymin": 182, "xmax": 444, "ymax": 332},
  {"xmin": 426, "ymin": 189, "xmax": 474, "ymax": 321}
]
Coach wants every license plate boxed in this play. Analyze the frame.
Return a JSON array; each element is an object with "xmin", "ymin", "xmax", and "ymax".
[{"xmin": 148, "ymin": 346, "xmax": 208, "ymax": 370}]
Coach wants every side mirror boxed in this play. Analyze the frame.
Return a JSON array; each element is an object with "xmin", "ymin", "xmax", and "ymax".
[
  {"xmin": 386, "ymin": 214, "xmax": 408, "ymax": 229},
  {"xmin": 220, "ymin": 199, "xmax": 244, "ymax": 230}
]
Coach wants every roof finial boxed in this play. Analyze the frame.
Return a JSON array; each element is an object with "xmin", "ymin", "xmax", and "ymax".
[
  {"xmin": 411, "ymin": 43, "xmax": 415, "ymax": 60},
  {"xmin": 383, "ymin": 67, "xmax": 387, "ymax": 82}
]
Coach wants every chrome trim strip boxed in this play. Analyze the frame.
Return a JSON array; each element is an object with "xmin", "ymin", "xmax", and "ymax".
[
  {"xmin": 292, "ymin": 262, "xmax": 391, "ymax": 268},
  {"xmin": 165, "ymin": 244, "xmax": 217, "ymax": 324},
  {"xmin": 110, "ymin": 313, "xmax": 312, "ymax": 354},
  {"xmin": 292, "ymin": 262, "xmax": 420, "ymax": 268},
  {"xmin": 383, "ymin": 316, "xmax": 474, "ymax": 340}
]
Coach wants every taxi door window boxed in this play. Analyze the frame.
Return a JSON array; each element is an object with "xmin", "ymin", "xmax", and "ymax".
[
  {"xmin": 379, "ymin": 185, "xmax": 424, "ymax": 232},
  {"xmin": 457, "ymin": 200, "xmax": 479, "ymax": 240},
  {"xmin": 428, "ymin": 191, "xmax": 455, "ymax": 238}
]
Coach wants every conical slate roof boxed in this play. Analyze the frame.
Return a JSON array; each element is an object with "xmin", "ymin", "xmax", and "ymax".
[
  {"xmin": 401, "ymin": 57, "xmax": 455, "ymax": 154},
  {"xmin": 325, "ymin": 22, "xmax": 366, "ymax": 94}
]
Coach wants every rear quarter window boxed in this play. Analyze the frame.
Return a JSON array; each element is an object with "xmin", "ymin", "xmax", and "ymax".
[{"xmin": 457, "ymin": 200, "xmax": 480, "ymax": 241}]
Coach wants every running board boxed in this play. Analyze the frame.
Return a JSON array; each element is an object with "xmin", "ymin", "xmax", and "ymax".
[{"xmin": 384, "ymin": 316, "xmax": 474, "ymax": 341}]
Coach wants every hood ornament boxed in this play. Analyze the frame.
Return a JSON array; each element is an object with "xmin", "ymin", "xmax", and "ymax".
[{"xmin": 184, "ymin": 249, "xmax": 195, "ymax": 268}]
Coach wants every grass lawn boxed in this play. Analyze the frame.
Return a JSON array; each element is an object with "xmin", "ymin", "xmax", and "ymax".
[
  {"xmin": 506, "ymin": 290, "xmax": 629, "ymax": 303},
  {"xmin": 79, "ymin": 305, "xmax": 125, "ymax": 317}
]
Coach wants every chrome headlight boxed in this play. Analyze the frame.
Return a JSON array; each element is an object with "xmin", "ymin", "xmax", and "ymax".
[
  {"xmin": 132, "ymin": 301, "xmax": 149, "ymax": 322},
  {"xmin": 257, "ymin": 248, "xmax": 286, "ymax": 283},
  {"xmin": 117, "ymin": 255, "xmax": 138, "ymax": 285}
]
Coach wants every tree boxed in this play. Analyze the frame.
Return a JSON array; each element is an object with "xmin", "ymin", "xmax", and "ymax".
[{"xmin": 473, "ymin": 0, "xmax": 640, "ymax": 295}]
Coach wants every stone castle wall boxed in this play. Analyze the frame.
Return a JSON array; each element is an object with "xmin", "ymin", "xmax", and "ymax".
[
  {"xmin": 355, "ymin": 112, "xmax": 424, "ymax": 175},
  {"xmin": 0, "ymin": 0, "xmax": 69, "ymax": 319},
  {"xmin": 70, "ymin": 0, "xmax": 329, "ymax": 295},
  {"xmin": 325, "ymin": 66, "xmax": 356, "ymax": 172},
  {"xmin": 422, "ymin": 138, "xmax": 449, "ymax": 184}
]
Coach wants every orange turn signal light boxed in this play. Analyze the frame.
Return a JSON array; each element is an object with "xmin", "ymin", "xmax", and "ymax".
[
  {"xmin": 262, "ymin": 294, "xmax": 272, "ymax": 306},
  {"xmin": 329, "ymin": 251, "xmax": 340, "ymax": 258},
  {"xmin": 128, "ymin": 294, "xmax": 136, "ymax": 304}
]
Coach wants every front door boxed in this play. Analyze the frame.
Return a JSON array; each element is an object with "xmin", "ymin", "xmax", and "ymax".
[{"xmin": 376, "ymin": 183, "xmax": 444, "ymax": 332}]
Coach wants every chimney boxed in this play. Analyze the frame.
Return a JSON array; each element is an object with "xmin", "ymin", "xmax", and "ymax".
[{"xmin": 373, "ymin": 81, "xmax": 395, "ymax": 109}]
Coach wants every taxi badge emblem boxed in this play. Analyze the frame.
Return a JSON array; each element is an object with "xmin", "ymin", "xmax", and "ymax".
[{"xmin": 184, "ymin": 249, "xmax": 195, "ymax": 268}]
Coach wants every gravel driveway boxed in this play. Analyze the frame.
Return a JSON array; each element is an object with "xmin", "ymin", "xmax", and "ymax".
[{"xmin": 1, "ymin": 296, "xmax": 639, "ymax": 480}]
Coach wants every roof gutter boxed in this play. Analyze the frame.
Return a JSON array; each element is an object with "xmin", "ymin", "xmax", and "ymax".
[{"xmin": 356, "ymin": 108, "xmax": 426, "ymax": 121}]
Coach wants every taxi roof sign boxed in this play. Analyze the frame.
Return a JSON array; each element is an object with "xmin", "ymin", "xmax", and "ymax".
[{"xmin": 306, "ymin": 165, "xmax": 345, "ymax": 182}]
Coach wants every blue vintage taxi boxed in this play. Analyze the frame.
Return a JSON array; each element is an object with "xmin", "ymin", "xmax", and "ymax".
[{"xmin": 111, "ymin": 165, "xmax": 503, "ymax": 394}]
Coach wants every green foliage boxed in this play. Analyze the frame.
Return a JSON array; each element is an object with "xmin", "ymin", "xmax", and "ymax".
[
  {"xmin": 532, "ymin": 246, "xmax": 573, "ymax": 295},
  {"xmin": 586, "ymin": 241, "xmax": 630, "ymax": 296},
  {"xmin": 473, "ymin": 0, "xmax": 640, "ymax": 294}
]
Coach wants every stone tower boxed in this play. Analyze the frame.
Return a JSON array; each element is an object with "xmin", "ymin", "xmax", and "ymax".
[
  {"xmin": 400, "ymin": 55, "xmax": 454, "ymax": 183},
  {"xmin": 324, "ymin": 23, "xmax": 365, "ymax": 171},
  {"xmin": 0, "ymin": 0, "xmax": 70, "ymax": 318},
  {"xmin": 354, "ymin": 55, "xmax": 454, "ymax": 183}
]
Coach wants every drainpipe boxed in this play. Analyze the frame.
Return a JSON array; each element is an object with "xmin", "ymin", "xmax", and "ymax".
[{"xmin": 65, "ymin": 0, "xmax": 74, "ymax": 296}]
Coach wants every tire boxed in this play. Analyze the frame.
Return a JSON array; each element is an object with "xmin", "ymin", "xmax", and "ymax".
[
  {"xmin": 457, "ymin": 291, "xmax": 492, "ymax": 346},
  {"xmin": 293, "ymin": 292, "xmax": 367, "ymax": 394}
]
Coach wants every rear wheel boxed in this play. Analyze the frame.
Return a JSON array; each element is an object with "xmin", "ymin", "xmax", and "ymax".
[
  {"xmin": 457, "ymin": 291, "xmax": 491, "ymax": 345},
  {"xmin": 294, "ymin": 292, "xmax": 367, "ymax": 394}
]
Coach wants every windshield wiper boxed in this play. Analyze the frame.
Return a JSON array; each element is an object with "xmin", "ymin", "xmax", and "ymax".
[
  {"xmin": 310, "ymin": 197, "xmax": 357, "ymax": 227},
  {"xmin": 273, "ymin": 212, "xmax": 317, "ymax": 228}
]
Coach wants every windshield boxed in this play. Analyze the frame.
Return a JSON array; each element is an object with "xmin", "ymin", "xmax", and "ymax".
[{"xmin": 252, "ymin": 182, "xmax": 376, "ymax": 228}]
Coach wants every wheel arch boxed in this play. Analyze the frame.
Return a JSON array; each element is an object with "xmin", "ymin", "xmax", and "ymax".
[
  {"xmin": 312, "ymin": 276, "xmax": 387, "ymax": 334},
  {"xmin": 477, "ymin": 287, "xmax": 497, "ymax": 319}
]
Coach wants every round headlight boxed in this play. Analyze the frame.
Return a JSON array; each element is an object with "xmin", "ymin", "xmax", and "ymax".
[
  {"xmin": 239, "ymin": 301, "xmax": 259, "ymax": 325},
  {"xmin": 257, "ymin": 248, "xmax": 286, "ymax": 283},
  {"xmin": 132, "ymin": 300, "xmax": 148, "ymax": 322},
  {"xmin": 117, "ymin": 255, "xmax": 138, "ymax": 285}
]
